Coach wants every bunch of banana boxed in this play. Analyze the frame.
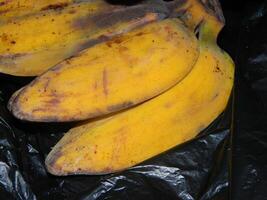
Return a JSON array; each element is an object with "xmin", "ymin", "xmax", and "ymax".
[
  {"xmin": 9, "ymin": 18, "xmax": 199, "ymax": 121},
  {"xmin": 6, "ymin": 0, "xmax": 234, "ymax": 175},
  {"xmin": 1, "ymin": 0, "xmax": 184, "ymax": 76}
]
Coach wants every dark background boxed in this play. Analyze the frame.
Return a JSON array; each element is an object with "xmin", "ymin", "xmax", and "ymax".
[{"xmin": 220, "ymin": 0, "xmax": 267, "ymax": 199}]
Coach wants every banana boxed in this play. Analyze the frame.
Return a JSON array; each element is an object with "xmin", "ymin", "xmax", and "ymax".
[
  {"xmin": 0, "ymin": 0, "xmax": 175, "ymax": 76},
  {"xmin": 166, "ymin": 0, "xmax": 225, "ymax": 34},
  {"xmin": 45, "ymin": 16, "xmax": 234, "ymax": 175},
  {"xmin": 0, "ymin": 0, "xmax": 217, "ymax": 77},
  {"xmin": 0, "ymin": 0, "xmax": 74, "ymax": 22},
  {"xmin": 9, "ymin": 18, "xmax": 199, "ymax": 122}
]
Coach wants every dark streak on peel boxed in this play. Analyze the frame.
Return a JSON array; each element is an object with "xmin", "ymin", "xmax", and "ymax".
[
  {"xmin": 0, "ymin": 9, "xmax": 9, "ymax": 14},
  {"xmin": 43, "ymin": 78, "xmax": 51, "ymax": 92},
  {"xmin": 73, "ymin": 3, "xmax": 167, "ymax": 30},
  {"xmin": 41, "ymin": 3, "xmax": 69, "ymax": 11},
  {"xmin": 93, "ymin": 8, "xmax": 149, "ymax": 28},
  {"xmin": 74, "ymin": 34, "xmax": 117, "ymax": 54},
  {"xmin": 102, "ymin": 68, "xmax": 108, "ymax": 96},
  {"xmin": 106, "ymin": 36, "xmax": 125, "ymax": 47},
  {"xmin": 107, "ymin": 101, "xmax": 134, "ymax": 112},
  {"xmin": 0, "ymin": 53, "xmax": 28, "ymax": 59},
  {"xmin": 93, "ymin": 81, "xmax": 98, "ymax": 90},
  {"xmin": 74, "ymin": 11, "xmax": 165, "ymax": 54},
  {"xmin": 32, "ymin": 108, "xmax": 49, "ymax": 113},
  {"xmin": 45, "ymin": 98, "xmax": 61, "ymax": 105},
  {"xmin": 77, "ymin": 36, "xmax": 108, "ymax": 52}
]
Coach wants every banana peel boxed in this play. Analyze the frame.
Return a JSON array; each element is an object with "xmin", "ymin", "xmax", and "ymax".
[
  {"xmin": 0, "ymin": 0, "xmax": 179, "ymax": 76},
  {"xmin": 9, "ymin": 18, "xmax": 199, "ymax": 122},
  {"xmin": 8, "ymin": 0, "xmax": 225, "ymax": 122},
  {"xmin": 0, "ymin": 0, "xmax": 74, "ymax": 22},
  {"xmin": 45, "ymin": 17, "xmax": 234, "ymax": 175},
  {"xmin": 0, "ymin": 0, "xmax": 223, "ymax": 77}
]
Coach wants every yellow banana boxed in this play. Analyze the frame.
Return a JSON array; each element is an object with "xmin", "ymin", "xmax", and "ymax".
[
  {"xmin": 0, "ymin": 0, "xmax": 74, "ymax": 22},
  {"xmin": 45, "ymin": 17, "xmax": 234, "ymax": 175},
  {"xmin": 0, "ymin": 0, "xmax": 172, "ymax": 76},
  {"xmin": 166, "ymin": 0, "xmax": 225, "ymax": 33},
  {"xmin": 9, "ymin": 18, "xmax": 199, "ymax": 122}
]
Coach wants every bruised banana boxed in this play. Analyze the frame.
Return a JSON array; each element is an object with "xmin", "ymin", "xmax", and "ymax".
[
  {"xmin": 0, "ymin": 0, "xmax": 74, "ymax": 22},
  {"xmin": 9, "ymin": 18, "xmax": 199, "ymax": 122},
  {"xmin": 45, "ymin": 17, "xmax": 234, "ymax": 175},
  {"xmin": 0, "ymin": 0, "xmax": 173, "ymax": 76},
  {"xmin": 8, "ymin": 0, "xmax": 223, "ymax": 121}
]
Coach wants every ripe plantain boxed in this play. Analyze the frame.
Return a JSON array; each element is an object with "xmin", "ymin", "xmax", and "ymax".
[
  {"xmin": 45, "ymin": 16, "xmax": 234, "ymax": 175},
  {"xmin": 9, "ymin": 18, "xmax": 199, "ymax": 122},
  {"xmin": 0, "ymin": 0, "xmax": 74, "ymax": 22},
  {"xmin": 0, "ymin": 0, "xmax": 175, "ymax": 76}
]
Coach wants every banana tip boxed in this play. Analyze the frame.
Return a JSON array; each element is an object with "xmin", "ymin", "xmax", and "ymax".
[{"xmin": 45, "ymin": 152, "xmax": 66, "ymax": 176}]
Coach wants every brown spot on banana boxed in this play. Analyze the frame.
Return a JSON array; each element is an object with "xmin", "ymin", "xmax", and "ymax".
[
  {"xmin": 164, "ymin": 102, "xmax": 173, "ymax": 108},
  {"xmin": 41, "ymin": 3, "xmax": 69, "ymax": 11},
  {"xmin": 0, "ymin": 1, "xmax": 6, "ymax": 6},
  {"xmin": 212, "ymin": 93, "xmax": 219, "ymax": 101},
  {"xmin": 118, "ymin": 46, "xmax": 128, "ymax": 53},
  {"xmin": 68, "ymin": 9, "xmax": 76, "ymax": 14}
]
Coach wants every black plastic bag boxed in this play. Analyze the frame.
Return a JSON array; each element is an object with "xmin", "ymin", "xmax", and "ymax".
[{"xmin": 230, "ymin": 1, "xmax": 267, "ymax": 199}]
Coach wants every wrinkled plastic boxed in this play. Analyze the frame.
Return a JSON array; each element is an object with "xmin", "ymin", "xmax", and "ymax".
[
  {"xmin": 0, "ymin": 73, "xmax": 231, "ymax": 200},
  {"xmin": 0, "ymin": 0, "xmax": 266, "ymax": 199},
  {"xmin": 229, "ymin": 0, "xmax": 267, "ymax": 199}
]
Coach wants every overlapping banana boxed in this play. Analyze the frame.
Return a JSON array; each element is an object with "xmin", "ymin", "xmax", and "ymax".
[
  {"xmin": 1, "ymin": 0, "xmax": 182, "ymax": 76},
  {"xmin": 5, "ymin": 0, "xmax": 234, "ymax": 175},
  {"xmin": 9, "ymin": 18, "xmax": 199, "ymax": 121}
]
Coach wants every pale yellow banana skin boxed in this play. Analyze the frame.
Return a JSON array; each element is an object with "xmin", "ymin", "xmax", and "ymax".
[
  {"xmin": 45, "ymin": 21, "xmax": 234, "ymax": 175},
  {"xmin": 0, "ymin": 1, "xmax": 106, "ymax": 76},
  {"xmin": 9, "ymin": 18, "xmax": 199, "ymax": 122},
  {"xmin": 0, "ymin": 0, "xmax": 74, "ymax": 21},
  {"xmin": 0, "ymin": 1, "xmax": 163, "ymax": 76}
]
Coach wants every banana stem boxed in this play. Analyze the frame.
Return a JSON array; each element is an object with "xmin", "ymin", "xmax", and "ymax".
[
  {"xmin": 199, "ymin": 17, "xmax": 222, "ymax": 44},
  {"xmin": 164, "ymin": 0, "xmax": 224, "ymax": 42}
]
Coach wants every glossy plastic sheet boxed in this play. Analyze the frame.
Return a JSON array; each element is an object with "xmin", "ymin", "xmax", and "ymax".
[
  {"xmin": 0, "ymin": 0, "xmax": 265, "ymax": 199},
  {"xmin": 0, "ymin": 74, "xmax": 231, "ymax": 200},
  {"xmin": 229, "ymin": 0, "xmax": 267, "ymax": 199}
]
